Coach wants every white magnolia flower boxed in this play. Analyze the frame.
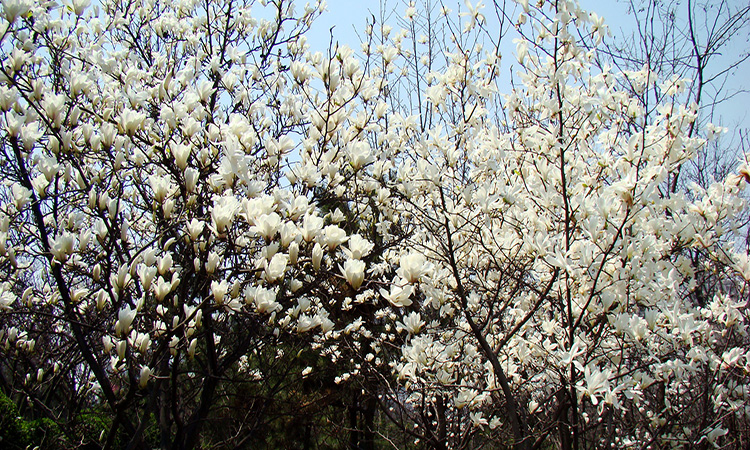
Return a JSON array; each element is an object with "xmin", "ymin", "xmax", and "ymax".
[
  {"xmin": 50, "ymin": 232, "xmax": 75, "ymax": 263},
  {"xmin": 11, "ymin": 183, "xmax": 31, "ymax": 210},
  {"xmin": 455, "ymin": 389, "xmax": 477, "ymax": 409},
  {"xmin": 380, "ymin": 282, "xmax": 414, "ymax": 307},
  {"xmin": 186, "ymin": 218, "xmax": 204, "ymax": 241},
  {"xmin": 298, "ymin": 213, "xmax": 323, "ymax": 242},
  {"xmin": 290, "ymin": 60, "xmax": 311, "ymax": 84},
  {"xmin": 115, "ymin": 306, "xmax": 137, "ymax": 337},
  {"xmin": 343, "ymin": 234, "xmax": 374, "ymax": 260},
  {"xmin": 2, "ymin": 0, "xmax": 30, "ymax": 23},
  {"xmin": 149, "ymin": 175, "xmax": 173, "ymax": 203},
  {"xmin": 296, "ymin": 314, "xmax": 319, "ymax": 333},
  {"xmin": 470, "ymin": 411, "xmax": 488, "ymax": 428},
  {"xmin": 0, "ymin": 290, "xmax": 15, "ymax": 310},
  {"xmin": 460, "ymin": 0, "xmax": 485, "ymax": 31},
  {"xmin": 329, "ymin": 208, "xmax": 346, "ymax": 224},
  {"xmin": 347, "ymin": 141, "xmax": 375, "ymax": 170},
  {"xmin": 287, "ymin": 196, "xmax": 310, "ymax": 221},
  {"xmin": 171, "ymin": 142, "xmax": 191, "ymax": 170},
  {"xmin": 118, "ymin": 109, "xmax": 146, "ymax": 135},
  {"xmin": 320, "ymin": 225, "xmax": 347, "ymax": 251},
  {"xmin": 312, "ymin": 243, "xmax": 324, "ymax": 271},
  {"xmin": 252, "ymin": 286, "xmax": 279, "ymax": 313},
  {"xmin": 211, "ymin": 194, "xmax": 240, "ymax": 234},
  {"xmin": 280, "ymin": 221, "xmax": 299, "ymax": 247},
  {"xmin": 111, "ymin": 265, "xmax": 132, "ymax": 294},
  {"xmin": 340, "ymin": 259, "xmax": 366, "ymax": 290},
  {"xmin": 187, "ymin": 338, "xmax": 197, "ymax": 359},
  {"xmin": 397, "ymin": 311, "xmax": 424, "ymax": 335},
  {"xmin": 398, "ymin": 252, "xmax": 429, "ymax": 283},
  {"xmin": 264, "ymin": 253, "xmax": 288, "ymax": 282},
  {"xmin": 158, "ymin": 253, "xmax": 173, "ymax": 275},
  {"xmin": 139, "ymin": 366, "xmax": 151, "ymax": 388},
  {"xmin": 288, "ymin": 241, "xmax": 299, "ymax": 265},
  {"xmin": 185, "ymin": 168, "xmax": 199, "ymax": 192},
  {"xmin": 211, "ymin": 280, "xmax": 228, "ymax": 304},
  {"xmin": 206, "ymin": 251, "xmax": 220, "ymax": 274},
  {"xmin": 559, "ymin": 339, "xmax": 586, "ymax": 371},
  {"xmin": 154, "ymin": 277, "xmax": 172, "ymax": 302},
  {"xmin": 576, "ymin": 365, "xmax": 611, "ymax": 406},
  {"xmin": 704, "ymin": 427, "xmax": 729, "ymax": 447},
  {"xmin": 71, "ymin": 0, "xmax": 91, "ymax": 15},
  {"xmin": 251, "ymin": 212, "xmax": 282, "ymax": 240}
]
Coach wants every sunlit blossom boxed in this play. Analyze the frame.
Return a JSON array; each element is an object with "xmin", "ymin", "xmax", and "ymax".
[
  {"xmin": 398, "ymin": 252, "xmax": 429, "ymax": 283},
  {"xmin": 343, "ymin": 234, "xmax": 374, "ymax": 260},
  {"xmin": 380, "ymin": 281, "xmax": 414, "ymax": 307},
  {"xmin": 320, "ymin": 225, "xmax": 348, "ymax": 251},
  {"xmin": 397, "ymin": 311, "xmax": 424, "ymax": 335},
  {"xmin": 340, "ymin": 259, "xmax": 366, "ymax": 290},
  {"xmin": 264, "ymin": 253, "xmax": 288, "ymax": 282}
]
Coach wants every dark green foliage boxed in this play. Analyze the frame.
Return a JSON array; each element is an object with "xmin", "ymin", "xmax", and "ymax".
[
  {"xmin": 0, "ymin": 391, "xmax": 65, "ymax": 449},
  {"xmin": 0, "ymin": 391, "xmax": 25, "ymax": 450}
]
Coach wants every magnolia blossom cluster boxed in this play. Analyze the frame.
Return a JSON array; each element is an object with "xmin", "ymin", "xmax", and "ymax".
[
  {"xmin": 312, "ymin": 0, "xmax": 750, "ymax": 447},
  {"xmin": 0, "ymin": 0, "xmax": 748, "ymax": 448}
]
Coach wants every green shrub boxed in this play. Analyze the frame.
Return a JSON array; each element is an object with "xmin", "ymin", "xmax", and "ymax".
[{"xmin": 0, "ymin": 391, "xmax": 68, "ymax": 450}]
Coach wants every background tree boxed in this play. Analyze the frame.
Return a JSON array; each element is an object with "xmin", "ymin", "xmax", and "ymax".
[{"xmin": 330, "ymin": 1, "xmax": 750, "ymax": 448}]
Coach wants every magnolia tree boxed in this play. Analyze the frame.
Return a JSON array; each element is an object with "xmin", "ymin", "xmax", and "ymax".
[{"xmin": 0, "ymin": 0, "xmax": 748, "ymax": 449}]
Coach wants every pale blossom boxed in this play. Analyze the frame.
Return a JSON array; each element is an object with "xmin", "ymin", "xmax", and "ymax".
[
  {"xmin": 280, "ymin": 221, "xmax": 299, "ymax": 247},
  {"xmin": 312, "ymin": 243, "xmax": 324, "ymax": 271},
  {"xmin": 206, "ymin": 251, "xmax": 220, "ymax": 274},
  {"xmin": 211, "ymin": 280, "xmax": 228, "ymax": 304},
  {"xmin": 380, "ymin": 282, "xmax": 414, "ymax": 307},
  {"xmin": 187, "ymin": 338, "xmax": 197, "ymax": 359},
  {"xmin": 576, "ymin": 366, "xmax": 612, "ymax": 406},
  {"xmin": 397, "ymin": 311, "xmax": 424, "ymax": 335},
  {"xmin": 296, "ymin": 314, "xmax": 319, "ymax": 333},
  {"xmin": 154, "ymin": 277, "xmax": 172, "ymax": 302},
  {"xmin": 398, "ymin": 252, "xmax": 429, "ymax": 283},
  {"xmin": 251, "ymin": 212, "xmax": 282, "ymax": 240},
  {"xmin": 454, "ymin": 389, "xmax": 477, "ymax": 409},
  {"xmin": 300, "ymin": 214, "xmax": 324, "ymax": 242},
  {"xmin": 288, "ymin": 241, "xmax": 299, "ymax": 265},
  {"xmin": 139, "ymin": 366, "xmax": 151, "ymax": 388},
  {"xmin": 0, "ymin": 290, "xmax": 14, "ymax": 310},
  {"xmin": 264, "ymin": 253, "xmax": 288, "ymax": 282},
  {"xmin": 2, "ymin": 0, "xmax": 30, "ymax": 23},
  {"xmin": 211, "ymin": 194, "xmax": 240, "ymax": 234},
  {"xmin": 115, "ymin": 306, "xmax": 137, "ymax": 337},
  {"xmin": 343, "ymin": 234, "xmax": 374, "ymax": 260},
  {"xmin": 470, "ymin": 411, "xmax": 488, "ymax": 428},
  {"xmin": 186, "ymin": 218, "xmax": 204, "ymax": 241},
  {"xmin": 158, "ymin": 253, "xmax": 173, "ymax": 275},
  {"xmin": 340, "ymin": 259, "xmax": 366, "ymax": 290},
  {"xmin": 559, "ymin": 340, "xmax": 586, "ymax": 371},
  {"xmin": 11, "ymin": 183, "xmax": 31, "ymax": 210},
  {"xmin": 251, "ymin": 286, "xmax": 279, "ymax": 313},
  {"xmin": 320, "ymin": 225, "xmax": 347, "ymax": 251},
  {"xmin": 347, "ymin": 141, "xmax": 375, "ymax": 170},
  {"xmin": 171, "ymin": 142, "xmax": 191, "ymax": 170},
  {"xmin": 287, "ymin": 196, "xmax": 310, "ymax": 220},
  {"xmin": 50, "ymin": 232, "xmax": 75, "ymax": 263},
  {"xmin": 185, "ymin": 168, "xmax": 199, "ymax": 192}
]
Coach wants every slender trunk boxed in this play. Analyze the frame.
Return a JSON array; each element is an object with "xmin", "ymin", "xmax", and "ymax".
[
  {"xmin": 349, "ymin": 393, "xmax": 359, "ymax": 450},
  {"xmin": 180, "ymin": 375, "xmax": 219, "ymax": 450},
  {"xmin": 362, "ymin": 395, "xmax": 376, "ymax": 450},
  {"xmin": 557, "ymin": 389, "xmax": 572, "ymax": 450}
]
